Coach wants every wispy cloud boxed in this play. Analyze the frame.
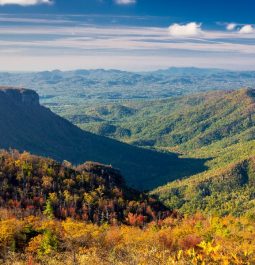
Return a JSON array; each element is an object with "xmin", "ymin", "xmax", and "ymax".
[
  {"xmin": 0, "ymin": 0, "xmax": 52, "ymax": 6},
  {"xmin": 168, "ymin": 22, "xmax": 203, "ymax": 37},
  {"xmin": 115, "ymin": 0, "xmax": 136, "ymax": 5},
  {"xmin": 0, "ymin": 15, "xmax": 255, "ymax": 71}
]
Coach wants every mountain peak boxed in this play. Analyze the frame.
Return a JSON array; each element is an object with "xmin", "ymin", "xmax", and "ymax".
[{"xmin": 0, "ymin": 86, "xmax": 39, "ymax": 106}]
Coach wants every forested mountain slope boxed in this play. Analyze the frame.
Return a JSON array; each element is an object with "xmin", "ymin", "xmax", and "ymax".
[
  {"xmin": 0, "ymin": 150, "xmax": 169, "ymax": 224},
  {"xmin": 60, "ymin": 87, "xmax": 255, "ymax": 216},
  {"xmin": 152, "ymin": 153, "xmax": 255, "ymax": 217},
  {"xmin": 0, "ymin": 87, "xmax": 206, "ymax": 190},
  {"xmin": 69, "ymin": 88, "xmax": 255, "ymax": 152}
]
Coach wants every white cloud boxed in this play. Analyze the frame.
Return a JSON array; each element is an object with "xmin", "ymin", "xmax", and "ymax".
[
  {"xmin": 226, "ymin": 23, "xmax": 236, "ymax": 31},
  {"xmin": 168, "ymin": 22, "xmax": 202, "ymax": 37},
  {"xmin": 0, "ymin": 0, "xmax": 52, "ymax": 6},
  {"xmin": 239, "ymin": 25, "xmax": 254, "ymax": 34},
  {"xmin": 115, "ymin": 0, "xmax": 136, "ymax": 5}
]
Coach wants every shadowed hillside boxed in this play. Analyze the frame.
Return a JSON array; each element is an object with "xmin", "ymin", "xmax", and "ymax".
[
  {"xmin": 0, "ymin": 87, "xmax": 207, "ymax": 190},
  {"xmin": 152, "ymin": 154, "xmax": 255, "ymax": 216}
]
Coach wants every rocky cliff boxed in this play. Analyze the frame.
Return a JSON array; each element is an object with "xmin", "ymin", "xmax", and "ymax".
[{"xmin": 0, "ymin": 86, "xmax": 39, "ymax": 106}]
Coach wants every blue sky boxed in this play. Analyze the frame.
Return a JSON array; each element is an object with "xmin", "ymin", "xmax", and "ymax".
[{"xmin": 0, "ymin": 0, "xmax": 255, "ymax": 71}]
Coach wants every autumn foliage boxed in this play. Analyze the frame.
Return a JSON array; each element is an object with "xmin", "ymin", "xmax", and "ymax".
[
  {"xmin": 0, "ymin": 150, "xmax": 254, "ymax": 264},
  {"xmin": 0, "ymin": 150, "xmax": 169, "ymax": 225},
  {"xmin": 0, "ymin": 213, "xmax": 255, "ymax": 264}
]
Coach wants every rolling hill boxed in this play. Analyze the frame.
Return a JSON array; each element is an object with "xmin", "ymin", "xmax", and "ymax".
[
  {"xmin": 0, "ymin": 87, "xmax": 207, "ymax": 190},
  {"xmin": 69, "ymin": 88, "xmax": 255, "ymax": 152},
  {"xmin": 0, "ymin": 68, "xmax": 254, "ymax": 105}
]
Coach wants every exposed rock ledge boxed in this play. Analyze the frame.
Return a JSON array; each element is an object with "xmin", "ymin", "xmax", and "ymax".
[{"xmin": 0, "ymin": 86, "xmax": 39, "ymax": 106}]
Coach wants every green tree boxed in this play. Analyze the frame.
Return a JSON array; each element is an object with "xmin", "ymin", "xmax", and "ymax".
[{"xmin": 43, "ymin": 200, "xmax": 54, "ymax": 219}]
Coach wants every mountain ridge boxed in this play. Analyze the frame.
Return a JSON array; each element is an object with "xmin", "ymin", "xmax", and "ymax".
[
  {"xmin": 76, "ymin": 88, "xmax": 255, "ymax": 152},
  {"xmin": 0, "ymin": 68, "xmax": 254, "ymax": 104},
  {"xmin": 0, "ymin": 149, "xmax": 170, "ymax": 224},
  {"xmin": 0, "ymin": 86, "xmax": 207, "ymax": 190}
]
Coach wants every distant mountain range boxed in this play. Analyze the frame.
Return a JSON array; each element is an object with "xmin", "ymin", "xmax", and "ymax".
[
  {"xmin": 0, "ymin": 68, "xmax": 254, "ymax": 106},
  {"xmin": 0, "ymin": 87, "xmax": 207, "ymax": 190}
]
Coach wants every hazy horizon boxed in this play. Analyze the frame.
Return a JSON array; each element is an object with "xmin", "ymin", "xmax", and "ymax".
[
  {"xmin": 1, "ymin": 66, "xmax": 255, "ymax": 73},
  {"xmin": 0, "ymin": 0, "xmax": 254, "ymax": 71}
]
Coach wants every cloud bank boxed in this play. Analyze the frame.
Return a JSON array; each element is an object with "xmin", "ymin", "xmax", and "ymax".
[
  {"xmin": 0, "ymin": 0, "xmax": 52, "ymax": 6},
  {"xmin": 0, "ymin": 15, "xmax": 255, "ymax": 71},
  {"xmin": 168, "ymin": 22, "xmax": 202, "ymax": 37}
]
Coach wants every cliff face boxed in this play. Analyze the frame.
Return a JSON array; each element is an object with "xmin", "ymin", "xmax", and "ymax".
[{"xmin": 0, "ymin": 87, "xmax": 39, "ymax": 106}]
